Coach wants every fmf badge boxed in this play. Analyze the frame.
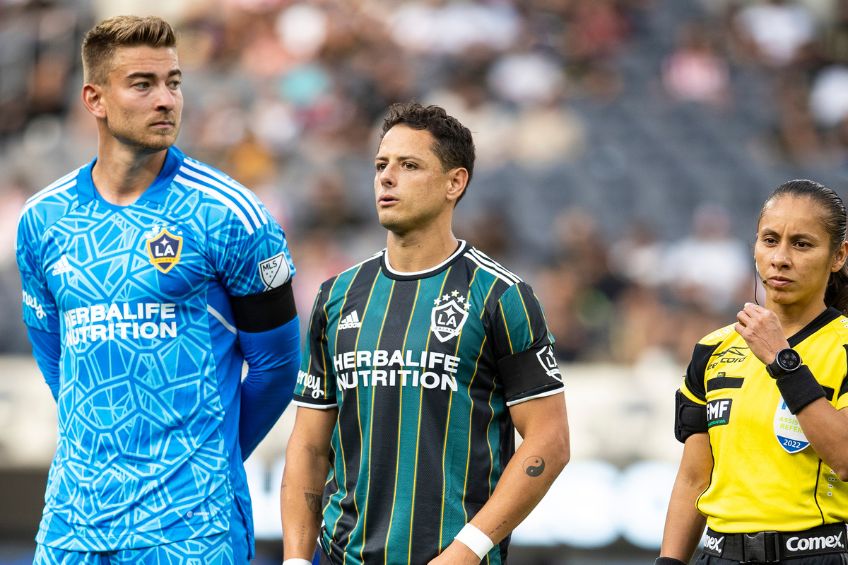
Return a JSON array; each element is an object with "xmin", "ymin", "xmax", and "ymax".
[{"xmin": 146, "ymin": 228, "xmax": 182, "ymax": 274}]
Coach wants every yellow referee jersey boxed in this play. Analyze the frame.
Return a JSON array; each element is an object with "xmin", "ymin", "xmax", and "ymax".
[{"xmin": 680, "ymin": 307, "xmax": 848, "ymax": 533}]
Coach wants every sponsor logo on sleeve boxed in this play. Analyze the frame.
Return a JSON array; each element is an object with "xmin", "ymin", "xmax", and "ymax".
[
  {"xmin": 297, "ymin": 370, "xmax": 323, "ymax": 399},
  {"xmin": 259, "ymin": 252, "xmax": 291, "ymax": 289},
  {"xmin": 706, "ymin": 398, "xmax": 732, "ymax": 427},
  {"xmin": 22, "ymin": 290, "xmax": 46, "ymax": 319},
  {"xmin": 145, "ymin": 227, "xmax": 183, "ymax": 274},
  {"xmin": 430, "ymin": 291, "xmax": 470, "ymax": 343},
  {"xmin": 536, "ymin": 345, "xmax": 562, "ymax": 382}
]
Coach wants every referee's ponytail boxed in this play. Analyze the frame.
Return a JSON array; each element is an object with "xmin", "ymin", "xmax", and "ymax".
[{"xmin": 762, "ymin": 179, "xmax": 848, "ymax": 315}]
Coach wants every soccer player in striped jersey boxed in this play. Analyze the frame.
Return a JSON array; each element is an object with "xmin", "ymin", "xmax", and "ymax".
[
  {"xmin": 281, "ymin": 103, "xmax": 570, "ymax": 565},
  {"xmin": 16, "ymin": 16, "xmax": 299, "ymax": 564}
]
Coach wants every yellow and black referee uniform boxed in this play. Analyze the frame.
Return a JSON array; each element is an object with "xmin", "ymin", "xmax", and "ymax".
[{"xmin": 677, "ymin": 307, "xmax": 848, "ymax": 562}]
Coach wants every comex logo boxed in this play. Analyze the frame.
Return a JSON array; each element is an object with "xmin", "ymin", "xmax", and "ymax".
[
  {"xmin": 705, "ymin": 534, "xmax": 724, "ymax": 553},
  {"xmin": 786, "ymin": 531, "xmax": 844, "ymax": 552}
]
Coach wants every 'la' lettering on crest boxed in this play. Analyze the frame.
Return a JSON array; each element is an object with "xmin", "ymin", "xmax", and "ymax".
[{"xmin": 146, "ymin": 228, "xmax": 183, "ymax": 274}]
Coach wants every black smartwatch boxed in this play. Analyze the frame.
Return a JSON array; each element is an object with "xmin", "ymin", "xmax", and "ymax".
[{"xmin": 766, "ymin": 347, "xmax": 802, "ymax": 378}]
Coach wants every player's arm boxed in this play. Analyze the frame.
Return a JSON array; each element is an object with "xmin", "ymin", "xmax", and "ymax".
[
  {"xmin": 231, "ymin": 281, "xmax": 300, "ymax": 459},
  {"xmin": 27, "ymin": 328, "xmax": 61, "ymax": 401},
  {"xmin": 280, "ymin": 405, "xmax": 336, "ymax": 560},
  {"xmin": 658, "ymin": 433, "xmax": 712, "ymax": 563},
  {"xmin": 17, "ymin": 210, "xmax": 61, "ymax": 402},
  {"xmin": 432, "ymin": 393, "xmax": 569, "ymax": 565}
]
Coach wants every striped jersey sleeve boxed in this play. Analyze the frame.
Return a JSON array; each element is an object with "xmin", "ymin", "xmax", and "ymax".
[
  {"xmin": 294, "ymin": 284, "xmax": 336, "ymax": 409},
  {"xmin": 471, "ymin": 249, "xmax": 563, "ymax": 406}
]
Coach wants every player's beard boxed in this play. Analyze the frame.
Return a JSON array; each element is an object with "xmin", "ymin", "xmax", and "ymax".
[{"xmin": 105, "ymin": 114, "xmax": 180, "ymax": 153}]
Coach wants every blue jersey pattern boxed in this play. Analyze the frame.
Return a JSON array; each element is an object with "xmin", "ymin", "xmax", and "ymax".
[{"xmin": 16, "ymin": 146, "xmax": 295, "ymax": 551}]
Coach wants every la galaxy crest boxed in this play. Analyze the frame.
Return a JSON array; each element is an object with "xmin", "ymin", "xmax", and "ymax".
[
  {"xmin": 431, "ymin": 290, "xmax": 470, "ymax": 342},
  {"xmin": 146, "ymin": 227, "xmax": 182, "ymax": 274}
]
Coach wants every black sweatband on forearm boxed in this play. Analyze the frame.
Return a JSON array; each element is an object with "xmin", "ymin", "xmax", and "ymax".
[
  {"xmin": 655, "ymin": 558, "xmax": 687, "ymax": 565},
  {"xmin": 230, "ymin": 281, "xmax": 297, "ymax": 332},
  {"xmin": 775, "ymin": 365, "xmax": 826, "ymax": 415}
]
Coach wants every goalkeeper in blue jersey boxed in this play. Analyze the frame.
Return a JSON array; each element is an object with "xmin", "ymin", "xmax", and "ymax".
[{"xmin": 16, "ymin": 15, "xmax": 299, "ymax": 564}]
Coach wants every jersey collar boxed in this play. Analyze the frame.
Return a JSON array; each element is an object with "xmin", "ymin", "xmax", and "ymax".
[
  {"xmin": 788, "ymin": 306, "xmax": 842, "ymax": 347},
  {"xmin": 381, "ymin": 240, "xmax": 467, "ymax": 281},
  {"xmin": 76, "ymin": 146, "xmax": 183, "ymax": 207}
]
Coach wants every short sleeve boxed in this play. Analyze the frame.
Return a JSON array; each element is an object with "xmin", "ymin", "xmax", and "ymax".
[
  {"xmin": 16, "ymin": 213, "xmax": 59, "ymax": 333},
  {"xmin": 293, "ymin": 286, "xmax": 336, "ymax": 409},
  {"xmin": 680, "ymin": 342, "xmax": 720, "ymax": 405},
  {"xmin": 212, "ymin": 205, "xmax": 296, "ymax": 298},
  {"xmin": 489, "ymin": 282, "xmax": 564, "ymax": 406}
]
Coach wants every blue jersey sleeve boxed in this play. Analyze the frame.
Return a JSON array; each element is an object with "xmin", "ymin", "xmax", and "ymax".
[
  {"xmin": 16, "ymin": 211, "xmax": 60, "ymax": 333},
  {"xmin": 238, "ymin": 316, "xmax": 301, "ymax": 459},
  {"xmin": 204, "ymin": 178, "xmax": 300, "ymax": 456},
  {"xmin": 210, "ymin": 207, "xmax": 296, "ymax": 298},
  {"xmin": 27, "ymin": 327, "xmax": 61, "ymax": 401}
]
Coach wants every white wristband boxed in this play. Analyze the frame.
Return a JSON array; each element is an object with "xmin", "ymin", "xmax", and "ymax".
[
  {"xmin": 454, "ymin": 523, "xmax": 494, "ymax": 560},
  {"xmin": 282, "ymin": 559, "xmax": 312, "ymax": 565}
]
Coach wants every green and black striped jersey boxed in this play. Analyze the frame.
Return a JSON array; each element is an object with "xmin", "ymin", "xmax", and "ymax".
[{"xmin": 293, "ymin": 241, "xmax": 564, "ymax": 565}]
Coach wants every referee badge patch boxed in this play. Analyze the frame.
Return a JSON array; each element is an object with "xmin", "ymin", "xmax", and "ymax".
[
  {"xmin": 431, "ymin": 292, "xmax": 470, "ymax": 342},
  {"xmin": 774, "ymin": 399, "xmax": 810, "ymax": 454},
  {"xmin": 146, "ymin": 228, "xmax": 183, "ymax": 274}
]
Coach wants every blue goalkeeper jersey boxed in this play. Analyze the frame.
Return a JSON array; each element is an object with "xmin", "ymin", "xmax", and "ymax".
[{"xmin": 16, "ymin": 146, "xmax": 296, "ymax": 551}]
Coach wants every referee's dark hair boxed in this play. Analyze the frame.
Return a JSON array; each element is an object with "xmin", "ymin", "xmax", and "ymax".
[
  {"xmin": 82, "ymin": 16, "xmax": 176, "ymax": 85},
  {"xmin": 762, "ymin": 179, "xmax": 848, "ymax": 314},
  {"xmin": 380, "ymin": 102, "xmax": 476, "ymax": 203}
]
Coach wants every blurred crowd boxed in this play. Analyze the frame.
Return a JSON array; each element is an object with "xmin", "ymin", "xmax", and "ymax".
[{"xmin": 1, "ymin": 0, "xmax": 847, "ymax": 367}]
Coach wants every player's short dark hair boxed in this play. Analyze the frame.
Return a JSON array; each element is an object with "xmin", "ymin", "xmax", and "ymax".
[
  {"xmin": 380, "ymin": 102, "xmax": 475, "ymax": 201},
  {"xmin": 762, "ymin": 179, "xmax": 848, "ymax": 314},
  {"xmin": 82, "ymin": 15, "xmax": 176, "ymax": 85}
]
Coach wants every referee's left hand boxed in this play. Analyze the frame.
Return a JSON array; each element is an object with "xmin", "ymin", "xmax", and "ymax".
[{"xmin": 735, "ymin": 302, "xmax": 790, "ymax": 365}]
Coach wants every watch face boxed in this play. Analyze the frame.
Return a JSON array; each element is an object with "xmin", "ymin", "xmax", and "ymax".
[{"xmin": 777, "ymin": 348, "xmax": 801, "ymax": 371}]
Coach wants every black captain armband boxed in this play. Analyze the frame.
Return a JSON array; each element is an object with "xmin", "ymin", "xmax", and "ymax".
[
  {"xmin": 654, "ymin": 558, "xmax": 687, "ymax": 565},
  {"xmin": 229, "ymin": 281, "xmax": 297, "ymax": 332},
  {"xmin": 674, "ymin": 389, "xmax": 707, "ymax": 443}
]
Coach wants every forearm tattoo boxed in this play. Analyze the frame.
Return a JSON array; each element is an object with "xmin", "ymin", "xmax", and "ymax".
[
  {"xmin": 523, "ymin": 456, "xmax": 546, "ymax": 477},
  {"xmin": 305, "ymin": 491, "xmax": 322, "ymax": 515}
]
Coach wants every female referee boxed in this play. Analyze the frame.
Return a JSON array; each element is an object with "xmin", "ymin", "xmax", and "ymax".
[{"xmin": 657, "ymin": 179, "xmax": 848, "ymax": 565}]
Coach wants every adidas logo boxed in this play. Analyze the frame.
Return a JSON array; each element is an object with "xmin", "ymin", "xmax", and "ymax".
[
  {"xmin": 51, "ymin": 255, "xmax": 73, "ymax": 276},
  {"xmin": 338, "ymin": 310, "xmax": 361, "ymax": 330}
]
